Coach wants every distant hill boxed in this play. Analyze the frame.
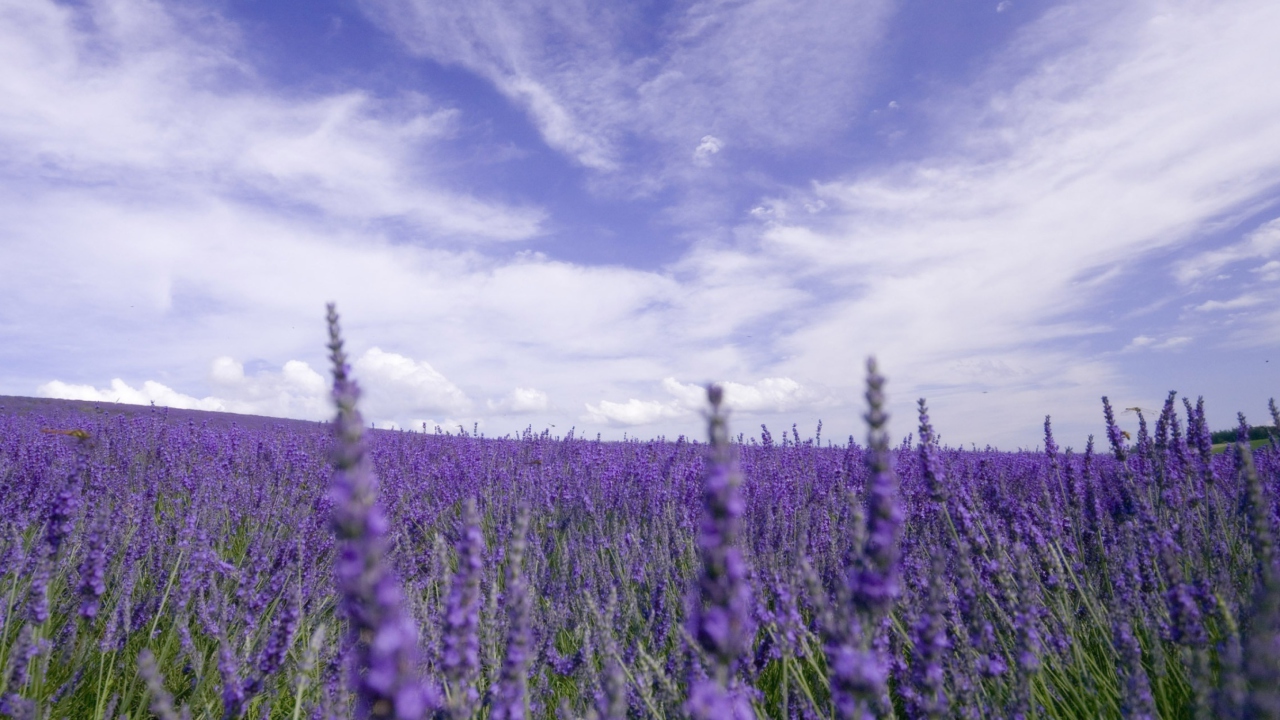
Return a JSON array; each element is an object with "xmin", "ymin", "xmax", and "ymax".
[{"xmin": 0, "ymin": 395, "xmax": 327, "ymax": 432}]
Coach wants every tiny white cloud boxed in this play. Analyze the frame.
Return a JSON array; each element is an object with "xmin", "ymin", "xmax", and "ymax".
[
  {"xmin": 692, "ymin": 135, "xmax": 724, "ymax": 167},
  {"xmin": 996, "ymin": 1, "xmax": 1012, "ymax": 13},
  {"xmin": 1124, "ymin": 335, "xmax": 1191, "ymax": 352},
  {"xmin": 1193, "ymin": 294, "xmax": 1265, "ymax": 312}
]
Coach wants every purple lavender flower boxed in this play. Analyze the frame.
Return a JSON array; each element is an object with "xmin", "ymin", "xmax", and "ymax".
[
  {"xmin": 917, "ymin": 399, "xmax": 947, "ymax": 505},
  {"xmin": 826, "ymin": 358, "xmax": 902, "ymax": 720},
  {"xmin": 245, "ymin": 586, "xmax": 300, "ymax": 697},
  {"xmin": 325, "ymin": 303, "xmax": 431, "ymax": 720},
  {"xmin": 685, "ymin": 678, "xmax": 755, "ymax": 720},
  {"xmin": 46, "ymin": 465, "xmax": 80, "ymax": 560},
  {"xmin": 78, "ymin": 508, "xmax": 109, "ymax": 621},
  {"xmin": 686, "ymin": 384, "xmax": 756, "ymax": 696},
  {"xmin": 851, "ymin": 358, "xmax": 902, "ymax": 617},
  {"xmin": 489, "ymin": 510, "xmax": 532, "ymax": 720},
  {"xmin": 1237, "ymin": 423, "xmax": 1274, "ymax": 577},
  {"xmin": 442, "ymin": 497, "xmax": 484, "ymax": 720},
  {"xmin": 1102, "ymin": 396, "xmax": 1128, "ymax": 461},
  {"xmin": 907, "ymin": 556, "xmax": 950, "ymax": 719},
  {"xmin": 24, "ymin": 555, "xmax": 50, "ymax": 625},
  {"xmin": 826, "ymin": 644, "xmax": 889, "ymax": 720},
  {"xmin": 219, "ymin": 636, "xmax": 246, "ymax": 719},
  {"xmin": 1112, "ymin": 619, "xmax": 1156, "ymax": 720},
  {"xmin": 1159, "ymin": 533, "xmax": 1206, "ymax": 648}
]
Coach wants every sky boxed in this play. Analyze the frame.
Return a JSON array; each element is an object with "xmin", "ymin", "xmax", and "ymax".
[{"xmin": 2, "ymin": 0, "xmax": 1279, "ymax": 449}]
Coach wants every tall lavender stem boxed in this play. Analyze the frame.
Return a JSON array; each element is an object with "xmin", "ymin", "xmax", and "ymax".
[
  {"xmin": 442, "ymin": 498, "xmax": 484, "ymax": 720},
  {"xmin": 326, "ymin": 303, "xmax": 430, "ymax": 720},
  {"xmin": 684, "ymin": 384, "xmax": 756, "ymax": 719},
  {"xmin": 828, "ymin": 358, "xmax": 902, "ymax": 720},
  {"xmin": 488, "ymin": 510, "xmax": 532, "ymax": 720}
]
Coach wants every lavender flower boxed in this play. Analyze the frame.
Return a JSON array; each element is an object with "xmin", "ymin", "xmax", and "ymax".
[
  {"xmin": 1112, "ymin": 619, "xmax": 1156, "ymax": 720},
  {"xmin": 219, "ymin": 636, "xmax": 246, "ymax": 719},
  {"xmin": 442, "ymin": 497, "xmax": 484, "ymax": 720},
  {"xmin": 77, "ymin": 507, "xmax": 108, "ymax": 620},
  {"xmin": 489, "ymin": 510, "xmax": 532, "ymax": 720},
  {"xmin": 852, "ymin": 359, "xmax": 902, "ymax": 616},
  {"xmin": 325, "ymin": 303, "xmax": 430, "ymax": 720},
  {"xmin": 917, "ymin": 399, "xmax": 947, "ymax": 505},
  {"xmin": 906, "ymin": 556, "xmax": 950, "ymax": 719},
  {"xmin": 1102, "ymin": 396, "xmax": 1127, "ymax": 461},
  {"xmin": 828, "ymin": 358, "xmax": 902, "ymax": 720},
  {"xmin": 687, "ymin": 384, "xmax": 756, "ymax": 690}
]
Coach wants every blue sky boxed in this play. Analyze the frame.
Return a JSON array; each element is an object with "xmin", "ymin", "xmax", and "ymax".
[{"xmin": 3, "ymin": 0, "xmax": 1279, "ymax": 449}]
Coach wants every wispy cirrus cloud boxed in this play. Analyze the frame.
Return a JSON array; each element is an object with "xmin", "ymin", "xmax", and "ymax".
[
  {"xmin": 357, "ymin": 0, "xmax": 893, "ymax": 176},
  {"xmin": 0, "ymin": 0, "xmax": 543, "ymax": 241}
]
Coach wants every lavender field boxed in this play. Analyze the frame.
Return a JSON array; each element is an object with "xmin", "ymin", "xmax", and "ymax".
[{"xmin": 1, "ymin": 310, "xmax": 1278, "ymax": 719}]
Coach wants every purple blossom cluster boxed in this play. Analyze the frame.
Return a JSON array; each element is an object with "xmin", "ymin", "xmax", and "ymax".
[{"xmin": 0, "ymin": 310, "xmax": 1278, "ymax": 718}]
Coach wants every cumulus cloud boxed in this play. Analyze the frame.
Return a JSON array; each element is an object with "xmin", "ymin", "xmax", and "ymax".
[
  {"xmin": 487, "ymin": 387, "xmax": 550, "ymax": 413},
  {"xmin": 584, "ymin": 398, "xmax": 685, "ymax": 426},
  {"xmin": 351, "ymin": 347, "xmax": 471, "ymax": 418},
  {"xmin": 37, "ymin": 378, "xmax": 225, "ymax": 411},
  {"xmin": 35, "ymin": 347, "xmax": 473, "ymax": 425},
  {"xmin": 208, "ymin": 357, "xmax": 330, "ymax": 419},
  {"xmin": 585, "ymin": 376, "xmax": 819, "ymax": 426}
]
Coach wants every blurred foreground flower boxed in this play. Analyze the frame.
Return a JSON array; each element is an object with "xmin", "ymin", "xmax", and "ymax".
[{"xmin": 327, "ymin": 303, "xmax": 434, "ymax": 720}]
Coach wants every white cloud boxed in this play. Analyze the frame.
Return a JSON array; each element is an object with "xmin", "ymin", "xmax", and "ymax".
[
  {"xmin": 1174, "ymin": 217, "xmax": 1280, "ymax": 285},
  {"xmin": 584, "ymin": 398, "xmax": 686, "ymax": 426},
  {"xmin": 207, "ymin": 357, "xmax": 330, "ymax": 419},
  {"xmin": 352, "ymin": 347, "xmax": 471, "ymax": 418},
  {"xmin": 35, "ymin": 347, "xmax": 474, "ymax": 425},
  {"xmin": 0, "ymin": 0, "xmax": 544, "ymax": 242},
  {"xmin": 1252, "ymin": 259, "xmax": 1280, "ymax": 281},
  {"xmin": 1193, "ymin": 294, "xmax": 1265, "ymax": 312},
  {"xmin": 37, "ymin": 378, "xmax": 225, "ymax": 412},
  {"xmin": 8, "ymin": 0, "xmax": 1280, "ymax": 450},
  {"xmin": 1124, "ymin": 335, "xmax": 1192, "ymax": 351},
  {"xmin": 358, "ymin": 0, "xmax": 893, "ymax": 174},
  {"xmin": 692, "ymin": 135, "xmax": 723, "ymax": 167},
  {"xmin": 487, "ymin": 387, "xmax": 550, "ymax": 413},
  {"xmin": 586, "ymin": 376, "xmax": 820, "ymax": 427}
]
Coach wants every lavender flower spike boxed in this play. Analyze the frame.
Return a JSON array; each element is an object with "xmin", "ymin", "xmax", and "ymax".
[
  {"xmin": 829, "ymin": 358, "xmax": 902, "ymax": 720},
  {"xmin": 685, "ymin": 384, "xmax": 756, "ymax": 720},
  {"xmin": 853, "ymin": 357, "xmax": 903, "ymax": 617},
  {"xmin": 489, "ymin": 510, "xmax": 532, "ymax": 720},
  {"xmin": 326, "ymin": 303, "xmax": 431, "ymax": 720},
  {"xmin": 442, "ymin": 498, "xmax": 484, "ymax": 720}
]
